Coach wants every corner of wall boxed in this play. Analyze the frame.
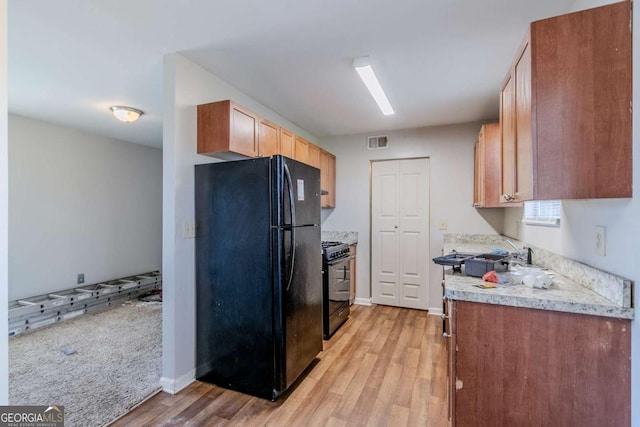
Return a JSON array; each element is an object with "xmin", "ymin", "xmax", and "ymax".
[
  {"xmin": 428, "ymin": 306, "xmax": 443, "ymax": 317},
  {"xmin": 0, "ymin": 0, "xmax": 9, "ymax": 405},
  {"xmin": 354, "ymin": 297, "xmax": 373, "ymax": 306},
  {"xmin": 162, "ymin": 53, "xmax": 322, "ymax": 393},
  {"xmin": 159, "ymin": 370, "xmax": 195, "ymax": 395}
]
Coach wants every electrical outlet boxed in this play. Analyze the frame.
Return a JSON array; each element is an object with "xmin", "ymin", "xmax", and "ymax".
[
  {"xmin": 595, "ymin": 225, "xmax": 606, "ymax": 256},
  {"xmin": 183, "ymin": 220, "xmax": 196, "ymax": 238},
  {"xmin": 77, "ymin": 273, "xmax": 85, "ymax": 284},
  {"xmin": 438, "ymin": 219, "xmax": 447, "ymax": 230}
]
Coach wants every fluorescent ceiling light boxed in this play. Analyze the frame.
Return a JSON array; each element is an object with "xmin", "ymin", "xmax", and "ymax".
[
  {"xmin": 353, "ymin": 57, "xmax": 395, "ymax": 116},
  {"xmin": 110, "ymin": 106, "xmax": 144, "ymax": 123}
]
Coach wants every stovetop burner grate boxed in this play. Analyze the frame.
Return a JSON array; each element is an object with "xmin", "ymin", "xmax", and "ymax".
[{"xmin": 322, "ymin": 241, "xmax": 343, "ymax": 249}]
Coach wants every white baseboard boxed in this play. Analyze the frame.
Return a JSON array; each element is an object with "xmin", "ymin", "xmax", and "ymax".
[
  {"xmin": 428, "ymin": 307, "xmax": 443, "ymax": 316},
  {"xmin": 354, "ymin": 297, "xmax": 373, "ymax": 306},
  {"xmin": 160, "ymin": 369, "xmax": 195, "ymax": 394}
]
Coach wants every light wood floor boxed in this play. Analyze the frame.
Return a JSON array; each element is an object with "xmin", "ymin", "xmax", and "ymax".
[{"xmin": 111, "ymin": 305, "xmax": 448, "ymax": 426}]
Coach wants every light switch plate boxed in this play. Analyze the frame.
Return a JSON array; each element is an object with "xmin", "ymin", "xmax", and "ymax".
[
  {"xmin": 438, "ymin": 219, "xmax": 447, "ymax": 230},
  {"xmin": 183, "ymin": 220, "xmax": 196, "ymax": 238}
]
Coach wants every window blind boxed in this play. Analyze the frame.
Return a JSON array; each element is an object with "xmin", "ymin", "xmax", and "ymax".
[{"xmin": 523, "ymin": 200, "xmax": 561, "ymax": 226}]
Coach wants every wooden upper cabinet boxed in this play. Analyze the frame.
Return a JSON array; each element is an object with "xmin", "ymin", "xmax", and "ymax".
[
  {"xmin": 320, "ymin": 150, "xmax": 336, "ymax": 208},
  {"xmin": 473, "ymin": 133, "xmax": 483, "ymax": 206},
  {"xmin": 307, "ymin": 144, "xmax": 320, "ymax": 168},
  {"xmin": 500, "ymin": 45, "xmax": 532, "ymax": 205},
  {"xmin": 320, "ymin": 150, "xmax": 330, "ymax": 204},
  {"xmin": 501, "ymin": 38, "xmax": 534, "ymax": 203},
  {"xmin": 279, "ymin": 127, "xmax": 295, "ymax": 158},
  {"xmin": 327, "ymin": 153, "xmax": 336, "ymax": 208},
  {"xmin": 499, "ymin": 1, "xmax": 631, "ymax": 201},
  {"xmin": 500, "ymin": 73, "xmax": 516, "ymax": 203},
  {"xmin": 258, "ymin": 118, "xmax": 280, "ymax": 157},
  {"xmin": 514, "ymin": 42, "xmax": 532, "ymax": 202},
  {"xmin": 474, "ymin": 123, "xmax": 503, "ymax": 208},
  {"xmin": 294, "ymin": 136, "xmax": 309, "ymax": 164},
  {"xmin": 197, "ymin": 100, "xmax": 258, "ymax": 159},
  {"xmin": 197, "ymin": 100, "xmax": 339, "ymax": 199}
]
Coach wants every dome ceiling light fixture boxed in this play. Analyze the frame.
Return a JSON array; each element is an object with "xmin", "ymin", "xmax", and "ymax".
[{"xmin": 110, "ymin": 106, "xmax": 144, "ymax": 123}]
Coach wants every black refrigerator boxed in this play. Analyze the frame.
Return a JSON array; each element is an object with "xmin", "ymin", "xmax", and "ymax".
[{"xmin": 195, "ymin": 155, "xmax": 322, "ymax": 401}]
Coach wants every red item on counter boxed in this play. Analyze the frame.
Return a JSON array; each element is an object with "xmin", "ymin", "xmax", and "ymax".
[{"xmin": 482, "ymin": 270, "xmax": 498, "ymax": 283}]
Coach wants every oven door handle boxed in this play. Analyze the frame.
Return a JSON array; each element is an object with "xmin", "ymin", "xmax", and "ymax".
[
  {"xmin": 284, "ymin": 163, "xmax": 296, "ymax": 292},
  {"xmin": 326, "ymin": 257, "xmax": 349, "ymax": 267}
]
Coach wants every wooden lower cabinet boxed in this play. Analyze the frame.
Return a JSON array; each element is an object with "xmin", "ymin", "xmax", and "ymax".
[
  {"xmin": 348, "ymin": 244, "xmax": 356, "ymax": 304},
  {"xmin": 445, "ymin": 298, "xmax": 456, "ymax": 426},
  {"xmin": 447, "ymin": 300, "xmax": 630, "ymax": 427}
]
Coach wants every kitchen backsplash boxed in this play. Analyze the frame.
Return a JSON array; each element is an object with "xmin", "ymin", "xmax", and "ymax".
[
  {"xmin": 443, "ymin": 234, "xmax": 505, "ymax": 245},
  {"xmin": 524, "ymin": 242, "xmax": 632, "ymax": 308}
]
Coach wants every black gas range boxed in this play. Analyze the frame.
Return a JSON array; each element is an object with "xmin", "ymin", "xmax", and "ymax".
[{"xmin": 321, "ymin": 241, "xmax": 351, "ymax": 339}]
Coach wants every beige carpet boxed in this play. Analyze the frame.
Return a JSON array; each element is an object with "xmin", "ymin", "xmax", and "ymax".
[{"xmin": 9, "ymin": 301, "xmax": 162, "ymax": 427}]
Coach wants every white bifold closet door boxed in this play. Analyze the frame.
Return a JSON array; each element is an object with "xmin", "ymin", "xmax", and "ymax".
[{"xmin": 371, "ymin": 158, "xmax": 430, "ymax": 309}]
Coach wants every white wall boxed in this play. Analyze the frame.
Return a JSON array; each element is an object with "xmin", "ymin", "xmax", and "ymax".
[
  {"xmin": 8, "ymin": 115, "xmax": 162, "ymax": 300},
  {"xmin": 569, "ymin": 0, "xmax": 612, "ymax": 11},
  {"xmin": 1, "ymin": 0, "xmax": 9, "ymax": 406},
  {"xmin": 319, "ymin": 124, "xmax": 505, "ymax": 311},
  {"xmin": 507, "ymin": 0, "xmax": 639, "ymax": 424},
  {"xmin": 161, "ymin": 53, "xmax": 317, "ymax": 392}
]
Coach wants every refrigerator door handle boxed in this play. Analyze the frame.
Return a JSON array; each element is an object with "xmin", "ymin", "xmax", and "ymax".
[{"xmin": 284, "ymin": 163, "xmax": 296, "ymax": 291}]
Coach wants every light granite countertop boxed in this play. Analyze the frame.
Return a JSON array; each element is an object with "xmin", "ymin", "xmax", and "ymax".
[
  {"xmin": 444, "ymin": 271, "xmax": 634, "ymax": 319},
  {"xmin": 441, "ymin": 235, "xmax": 634, "ymax": 320},
  {"xmin": 321, "ymin": 231, "xmax": 358, "ymax": 245}
]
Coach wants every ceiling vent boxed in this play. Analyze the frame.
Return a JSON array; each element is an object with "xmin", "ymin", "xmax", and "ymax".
[{"xmin": 367, "ymin": 135, "xmax": 389, "ymax": 150}]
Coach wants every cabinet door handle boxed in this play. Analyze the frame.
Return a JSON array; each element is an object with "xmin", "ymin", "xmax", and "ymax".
[
  {"xmin": 443, "ymin": 332, "xmax": 451, "ymax": 339},
  {"xmin": 502, "ymin": 194, "xmax": 515, "ymax": 202},
  {"xmin": 441, "ymin": 314, "xmax": 449, "ymax": 320}
]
